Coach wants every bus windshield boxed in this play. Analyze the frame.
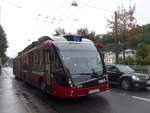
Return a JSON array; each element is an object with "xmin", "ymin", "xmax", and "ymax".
[{"xmin": 60, "ymin": 50, "xmax": 104, "ymax": 84}]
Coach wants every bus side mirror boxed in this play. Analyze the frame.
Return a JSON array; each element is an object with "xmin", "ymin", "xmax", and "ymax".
[{"xmin": 96, "ymin": 44, "xmax": 104, "ymax": 49}]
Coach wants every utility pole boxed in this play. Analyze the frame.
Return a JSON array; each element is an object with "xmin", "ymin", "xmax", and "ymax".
[{"xmin": 114, "ymin": 11, "xmax": 118, "ymax": 64}]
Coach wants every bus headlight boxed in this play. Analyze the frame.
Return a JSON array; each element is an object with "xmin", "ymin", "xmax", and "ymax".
[
  {"xmin": 99, "ymin": 79, "xmax": 106, "ymax": 84},
  {"xmin": 68, "ymin": 79, "xmax": 73, "ymax": 87}
]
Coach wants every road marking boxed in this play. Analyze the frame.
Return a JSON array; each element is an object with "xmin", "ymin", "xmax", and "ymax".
[
  {"xmin": 132, "ymin": 96, "xmax": 150, "ymax": 102},
  {"xmin": 3, "ymin": 69, "xmax": 12, "ymax": 80}
]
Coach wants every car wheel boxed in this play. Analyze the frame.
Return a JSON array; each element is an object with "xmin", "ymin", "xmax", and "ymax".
[{"xmin": 121, "ymin": 79, "xmax": 131, "ymax": 90}]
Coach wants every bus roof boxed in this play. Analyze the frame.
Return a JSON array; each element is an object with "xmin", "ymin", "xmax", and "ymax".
[
  {"xmin": 17, "ymin": 35, "xmax": 96, "ymax": 56},
  {"xmin": 54, "ymin": 41, "xmax": 96, "ymax": 51}
]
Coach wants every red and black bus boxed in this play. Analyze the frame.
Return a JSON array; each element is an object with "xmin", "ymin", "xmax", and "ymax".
[{"xmin": 13, "ymin": 35, "xmax": 108, "ymax": 98}]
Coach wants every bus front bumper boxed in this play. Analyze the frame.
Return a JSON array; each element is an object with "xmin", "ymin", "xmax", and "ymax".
[{"xmin": 52, "ymin": 83, "xmax": 109, "ymax": 98}]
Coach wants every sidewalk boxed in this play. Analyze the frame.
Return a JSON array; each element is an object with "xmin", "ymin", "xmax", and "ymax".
[{"xmin": 0, "ymin": 68, "xmax": 29, "ymax": 113}]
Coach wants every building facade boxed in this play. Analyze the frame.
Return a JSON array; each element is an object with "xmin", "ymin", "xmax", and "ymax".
[
  {"xmin": 119, "ymin": 49, "xmax": 136, "ymax": 59},
  {"xmin": 104, "ymin": 52, "xmax": 116, "ymax": 64}
]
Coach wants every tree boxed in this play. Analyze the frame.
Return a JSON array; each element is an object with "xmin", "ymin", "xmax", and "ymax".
[
  {"xmin": 100, "ymin": 24, "xmax": 150, "ymax": 52},
  {"xmin": 125, "ymin": 56, "xmax": 134, "ymax": 65},
  {"xmin": 100, "ymin": 34, "xmax": 122, "ymax": 52},
  {"xmin": 129, "ymin": 24, "xmax": 150, "ymax": 48},
  {"xmin": 144, "ymin": 55, "xmax": 150, "ymax": 65},
  {"xmin": 142, "ymin": 24, "xmax": 150, "ymax": 38},
  {"xmin": 53, "ymin": 27, "xmax": 66, "ymax": 36},
  {"xmin": 107, "ymin": 3, "xmax": 143, "ymax": 63},
  {"xmin": 147, "ymin": 45, "xmax": 150, "ymax": 53},
  {"xmin": 1, "ymin": 54, "xmax": 9, "ymax": 65},
  {"xmin": 136, "ymin": 56, "xmax": 144, "ymax": 65},
  {"xmin": 0, "ymin": 25, "xmax": 8, "ymax": 58},
  {"xmin": 136, "ymin": 43, "xmax": 148, "ymax": 59},
  {"xmin": 77, "ymin": 27, "xmax": 100, "ymax": 43},
  {"xmin": 136, "ymin": 43, "xmax": 150, "ymax": 65},
  {"xmin": 117, "ymin": 58, "xmax": 123, "ymax": 64},
  {"xmin": 53, "ymin": 27, "xmax": 101, "ymax": 43}
]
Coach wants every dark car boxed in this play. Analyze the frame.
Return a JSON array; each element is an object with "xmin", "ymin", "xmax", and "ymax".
[{"xmin": 106, "ymin": 64, "xmax": 150, "ymax": 90}]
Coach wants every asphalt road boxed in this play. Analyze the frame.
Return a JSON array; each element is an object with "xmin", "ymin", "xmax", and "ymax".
[{"xmin": 1, "ymin": 67, "xmax": 150, "ymax": 113}]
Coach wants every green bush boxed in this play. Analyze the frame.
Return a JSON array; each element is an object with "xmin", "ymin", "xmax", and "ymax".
[
  {"xmin": 136, "ymin": 43, "xmax": 150, "ymax": 65},
  {"xmin": 136, "ymin": 56, "xmax": 144, "ymax": 65},
  {"xmin": 117, "ymin": 58, "xmax": 123, "ymax": 64},
  {"xmin": 144, "ymin": 55, "xmax": 150, "ymax": 65},
  {"xmin": 125, "ymin": 56, "xmax": 134, "ymax": 65}
]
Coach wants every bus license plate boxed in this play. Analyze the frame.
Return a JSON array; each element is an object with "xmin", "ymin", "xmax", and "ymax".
[
  {"xmin": 88, "ymin": 89, "xmax": 99, "ymax": 94},
  {"xmin": 147, "ymin": 80, "xmax": 150, "ymax": 84}
]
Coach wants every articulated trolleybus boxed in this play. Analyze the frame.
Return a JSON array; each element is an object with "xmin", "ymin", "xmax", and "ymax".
[{"xmin": 13, "ymin": 35, "xmax": 108, "ymax": 98}]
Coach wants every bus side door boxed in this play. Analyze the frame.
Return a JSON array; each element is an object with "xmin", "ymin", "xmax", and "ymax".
[
  {"xmin": 43, "ymin": 48, "xmax": 51, "ymax": 90},
  {"xmin": 28, "ymin": 53, "xmax": 33, "ymax": 84}
]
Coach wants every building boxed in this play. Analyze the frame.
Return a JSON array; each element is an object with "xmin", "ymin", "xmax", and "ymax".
[
  {"xmin": 104, "ymin": 52, "xmax": 116, "ymax": 64},
  {"xmin": 119, "ymin": 49, "xmax": 136, "ymax": 59}
]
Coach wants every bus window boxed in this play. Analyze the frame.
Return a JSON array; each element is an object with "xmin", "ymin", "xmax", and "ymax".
[
  {"xmin": 50, "ymin": 47, "xmax": 69, "ymax": 87},
  {"xmin": 60, "ymin": 50, "xmax": 103, "ymax": 84}
]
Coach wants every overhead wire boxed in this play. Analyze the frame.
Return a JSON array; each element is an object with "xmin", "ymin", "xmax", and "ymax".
[
  {"xmin": 38, "ymin": 0, "xmax": 94, "ymax": 35},
  {"xmin": 60, "ymin": 0, "xmax": 112, "ymax": 26},
  {"xmin": 1, "ymin": 0, "xmax": 23, "ymax": 8},
  {"xmin": 53, "ymin": 0, "xmax": 107, "ymax": 32},
  {"xmin": 31, "ymin": 0, "xmax": 117, "ymax": 38},
  {"xmin": 21, "ymin": 0, "xmax": 55, "ymax": 42},
  {"xmin": 32, "ymin": 0, "xmax": 69, "ymax": 39},
  {"xmin": 51, "ymin": 0, "xmax": 114, "ymax": 34},
  {"xmin": 38, "ymin": 1, "xmax": 74, "ymax": 36},
  {"xmin": 45, "ymin": 0, "xmax": 96, "ymax": 34},
  {"xmin": 30, "ymin": 0, "xmax": 79, "ymax": 38},
  {"xmin": 27, "ymin": 0, "xmax": 56, "ymax": 40},
  {"xmin": 39, "ymin": 0, "xmax": 55, "ymax": 16},
  {"xmin": 79, "ymin": 2, "xmax": 112, "ymax": 13},
  {"xmin": 30, "ymin": 0, "xmax": 92, "ymax": 38},
  {"xmin": 40, "ymin": 0, "xmax": 72, "ymax": 30}
]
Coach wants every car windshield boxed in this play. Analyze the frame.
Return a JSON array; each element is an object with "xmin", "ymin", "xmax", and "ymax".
[
  {"xmin": 60, "ymin": 50, "xmax": 103, "ymax": 83},
  {"xmin": 116, "ymin": 65, "xmax": 135, "ymax": 73}
]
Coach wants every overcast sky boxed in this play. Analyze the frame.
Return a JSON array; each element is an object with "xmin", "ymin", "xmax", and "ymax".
[{"xmin": 0, "ymin": 0, "xmax": 150, "ymax": 57}]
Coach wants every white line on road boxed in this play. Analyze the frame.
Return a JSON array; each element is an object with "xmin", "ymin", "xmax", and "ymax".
[
  {"xmin": 3, "ymin": 68, "xmax": 13, "ymax": 80},
  {"xmin": 132, "ymin": 96, "xmax": 150, "ymax": 102}
]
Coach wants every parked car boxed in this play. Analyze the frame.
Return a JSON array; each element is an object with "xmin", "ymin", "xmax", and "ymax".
[{"xmin": 106, "ymin": 64, "xmax": 150, "ymax": 90}]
